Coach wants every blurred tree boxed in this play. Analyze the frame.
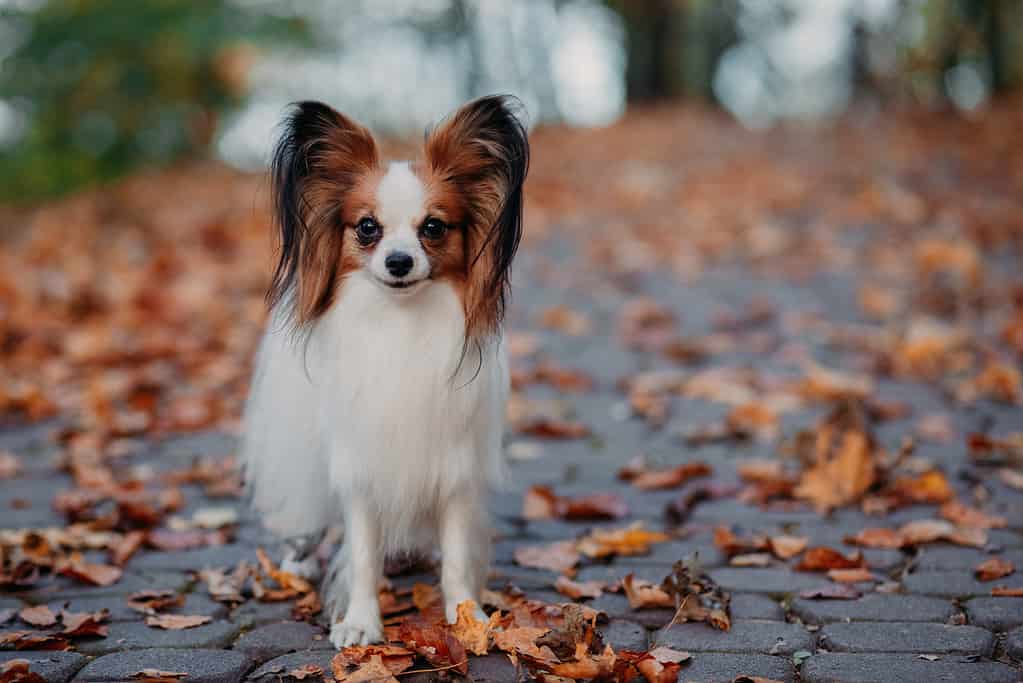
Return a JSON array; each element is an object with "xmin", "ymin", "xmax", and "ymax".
[{"xmin": 0, "ymin": 0, "xmax": 306, "ymax": 203}]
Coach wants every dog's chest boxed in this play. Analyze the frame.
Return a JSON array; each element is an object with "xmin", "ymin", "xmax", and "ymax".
[{"xmin": 315, "ymin": 276, "xmax": 487, "ymax": 466}]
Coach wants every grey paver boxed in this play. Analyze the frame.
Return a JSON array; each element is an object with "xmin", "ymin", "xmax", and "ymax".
[
  {"xmin": 915, "ymin": 546, "xmax": 1023, "ymax": 571},
  {"xmin": 466, "ymin": 653, "xmax": 519, "ymax": 682},
  {"xmin": 1006, "ymin": 626, "xmax": 1023, "ymax": 660},
  {"xmin": 659, "ymin": 619, "xmax": 813, "ymax": 655},
  {"xmin": 791, "ymin": 593, "xmax": 956, "ymax": 625},
  {"xmin": 73, "ymin": 619, "xmax": 240, "ymax": 655},
  {"xmin": 0, "ymin": 651, "xmax": 86, "ymax": 683},
  {"xmin": 818, "ymin": 621, "xmax": 994, "ymax": 655},
  {"xmin": 598, "ymin": 619, "xmax": 647, "ymax": 651},
  {"xmin": 247, "ymin": 651, "xmax": 337, "ymax": 681},
  {"xmin": 965, "ymin": 597, "xmax": 1023, "ymax": 631},
  {"xmin": 801, "ymin": 653, "xmax": 1020, "ymax": 683},
  {"xmin": 24, "ymin": 570, "xmax": 190, "ymax": 601},
  {"xmin": 74, "ymin": 648, "xmax": 252, "ymax": 683},
  {"xmin": 128, "ymin": 544, "xmax": 256, "ymax": 572},
  {"xmin": 903, "ymin": 570, "xmax": 1023, "ymax": 598},
  {"xmin": 232, "ymin": 620, "xmax": 332, "ymax": 663},
  {"xmin": 45, "ymin": 592, "xmax": 227, "ymax": 623},
  {"xmin": 673, "ymin": 653, "xmax": 794, "ymax": 682},
  {"xmin": 707, "ymin": 568, "xmax": 833, "ymax": 595},
  {"xmin": 231, "ymin": 600, "xmax": 298, "ymax": 629},
  {"xmin": 730, "ymin": 593, "xmax": 784, "ymax": 620},
  {"xmin": 588, "ymin": 593, "xmax": 675, "ymax": 629}
]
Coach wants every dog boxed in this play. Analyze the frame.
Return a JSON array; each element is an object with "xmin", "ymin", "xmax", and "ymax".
[{"xmin": 241, "ymin": 95, "xmax": 528, "ymax": 647}]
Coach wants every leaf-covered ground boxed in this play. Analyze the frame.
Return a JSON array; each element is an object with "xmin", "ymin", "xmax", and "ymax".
[{"xmin": 1, "ymin": 101, "xmax": 1022, "ymax": 682}]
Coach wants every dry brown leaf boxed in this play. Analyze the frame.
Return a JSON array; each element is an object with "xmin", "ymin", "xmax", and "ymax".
[
  {"xmin": 795, "ymin": 547, "xmax": 866, "ymax": 572},
  {"xmin": 621, "ymin": 574, "xmax": 674, "ymax": 609},
  {"xmin": 794, "ymin": 428, "xmax": 877, "ymax": 513},
  {"xmin": 827, "ymin": 568, "xmax": 877, "ymax": 583},
  {"xmin": 144, "ymin": 614, "xmax": 212, "ymax": 630},
  {"xmin": 411, "ymin": 583, "xmax": 441, "ymax": 612},
  {"xmin": 0, "ymin": 452, "xmax": 21, "ymax": 480},
  {"xmin": 513, "ymin": 541, "xmax": 580, "ymax": 574},
  {"xmin": 730, "ymin": 553, "xmax": 772, "ymax": 567},
  {"xmin": 799, "ymin": 584, "xmax": 862, "ymax": 600},
  {"xmin": 56, "ymin": 555, "xmax": 123, "ymax": 587},
  {"xmin": 284, "ymin": 664, "xmax": 323, "ymax": 680},
  {"xmin": 60, "ymin": 609, "xmax": 109, "ymax": 637},
  {"xmin": 521, "ymin": 485, "xmax": 628, "ymax": 521},
  {"xmin": 975, "ymin": 558, "xmax": 1014, "ymax": 582},
  {"xmin": 991, "ymin": 586, "xmax": 1023, "ymax": 597},
  {"xmin": 576, "ymin": 523, "xmax": 670, "ymax": 559},
  {"xmin": 631, "ymin": 462, "xmax": 712, "ymax": 491},
  {"xmin": 0, "ymin": 659, "xmax": 46, "ymax": 683},
  {"xmin": 331, "ymin": 645, "xmax": 415, "ymax": 680},
  {"xmin": 18, "ymin": 605, "xmax": 57, "ymax": 627},
  {"xmin": 450, "ymin": 600, "xmax": 489, "ymax": 656},
  {"xmin": 492, "ymin": 626, "xmax": 551, "ymax": 658},
  {"xmin": 768, "ymin": 535, "xmax": 809, "ymax": 560},
  {"xmin": 539, "ymin": 306, "xmax": 591, "ymax": 336},
  {"xmin": 843, "ymin": 527, "xmax": 905, "ymax": 549},
  {"xmin": 129, "ymin": 670, "xmax": 188, "ymax": 683},
  {"xmin": 940, "ymin": 500, "xmax": 1007, "ymax": 529},
  {"xmin": 554, "ymin": 576, "xmax": 605, "ymax": 600},
  {"xmin": 999, "ymin": 468, "xmax": 1023, "ymax": 490}
]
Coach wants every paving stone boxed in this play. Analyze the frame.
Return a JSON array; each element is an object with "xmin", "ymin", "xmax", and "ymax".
[
  {"xmin": 673, "ymin": 653, "xmax": 794, "ymax": 683},
  {"xmin": 791, "ymin": 593, "xmax": 956, "ymax": 625},
  {"xmin": 915, "ymin": 546, "xmax": 1023, "ymax": 571},
  {"xmin": 616, "ymin": 541, "xmax": 725, "ymax": 568},
  {"xmin": 232, "ymin": 621, "xmax": 332, "ymax": 663},
  {"xmin": 730, "ymin": 593, "xmax": 784, "ymax": 620},
  {"xmin": 73, "ymin": 619, "xmax": 240, "ymax": 655},
  {"xmin": 0, "ymin": 597, "xmax": 23, "ymax": 610},
  {"xmin": 466, "ymin": 653, "xmax": 519, "ymax": 682},
  {"xmin": 659, "ymin": 619, "xmax": 813, "ymax": 655},
  {"xmin": 1006, "ymin": 626, "xmax": 1023, "ymax": 660},
  {"xmin": 690, "ymin": 499, "xmax": 819, "ymax": 525},
  {"xmin": 903, "ymin": 570, "xmax": 1023, "ymax": 598},
  {"xmin": 575, "ymin": 564, "xmax": 673, "ymax": 585},
  {"xmin": 45, "ymin": 592, "xmax": 227, "ymax": 623},
  {"xmin": 818, "ymin": 621, "xmax": 994, "ymax": 655},
  {"xmin": 598, "ymin": 620, "xmax": 647, "ymax": 651},
  {"xmin": 128, "ymin": 544, "xmax": 256, "ymax": 572},
  {"xmin": 232, "ymin": 600, "xmax": 299, "ymax": 629},
  {"xmin": 25, "ymin": 571, "xmax": 190, "ymax": 602},
  {"xmin": 247, "ymin": 651, "xmax": 337, "ymax": 681},
  {"xmin": 965, "ymin": 597, "xmax": 1023, "ymax": 631},
  {"xmin": 707, "ymin": 568, "xmax": 833, "ymax": 596},
  {"xmin": 588, "ymin": 593, "xmax": 674, "ymax": 630},
  {"xmin": 801, "ymin": 653, "xmax": 1020, "ymax": 683},
  {"xmin": 0, "ymin": 651, "xmax": 86, "ymax": 683},
  {"xmin": 74, "ymin": 648, "xmax": 252, "ymax": 683}
]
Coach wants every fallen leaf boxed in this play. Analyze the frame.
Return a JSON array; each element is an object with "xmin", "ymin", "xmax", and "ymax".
[
  {"xmin": 622, "ymin": 573, "xmax": 674, "ymax": 609},
  {"xmin": 18, "ymin": 605, "xmax": 57, "ymax": 627},
  {"xmin": 843, "ymin": 527, "xmax": 905, "ymax": 549},
  {"xmin": 522, "ymin": 485, "xmax": 628, "ymax": 520},
  {"xmin": 730, "ymin": 553, "xmax": 772, "ymax": 567},
  {"xmin": 126, "ymin": 589, "xmax": 185, "ymax": 615},
  {"xmin": 795, "ymin": 547, "xmax": 866, "ymax": 572},
  {"xmin": 539, "ymin": 306, "xmax": 592, "ymax": 336},
  {"xmin": 0, "ymin": 659, "xmax": 46, "ymax": 683},
  {"xmin": 513, "ymin": 541, "xmax": 580, "ymax": 574},
  {"xmin": 56, "ymin": 555, "xmax": 123, "ymax": 587},
  {"xmin": 331, "ymin": 645, "xmax": 415, "ymax": 680},
  {"xmin": 576, "ymin": 523, "xmax": 670, "ymax": 559},
  {"xmin": 492, "ymin": 626, "xmax": 552, "ymax": 658},
  {"xmin": 940, "ymin": 500, "xmax": 1007, "ymax": 529},
  {"xmin": 0, "ymin": 452, "xmax": 21, "ymax": 480},
  {"xmin": 991, "ymin": 586, "xmax": 1023, "ymax": 597},
  {"xmin": 144, "ymin": 614, "xmax": 212, "ymax": 630},
  {"xmin": 975, "ymin": 558, "xmax": 1014, "ymax": 582},
  {"xmin": 631, "ymin": 462, "xmax": 712, "ymax": 491},
  {"xmin": 450, "ymin": 600, "xmax": 489, "ymax": 655},
  {"xmin": 60, "ymin": 609, "xmax": 109, "ymax": 637},
  {"xmin": 554, "ymin": 576, "xmax": 605, "ymax": 600},
  {"xmin": 411, "ymin": 583, "xmax": 441, "ymax": 612},
  {"xmin": 827, "ymin": 568, "xmax": 876, "ymax": 583},
  {"xmin": 999, "ymin": 468, "xmax": 1023, "ymax": 490},
  {"xmin": 284, "ymin": 664, "xmax": 322, "ymax": 680},
  {"xmin": 768, "ymin": 535, "xmax": 809, "ymax": 560}
]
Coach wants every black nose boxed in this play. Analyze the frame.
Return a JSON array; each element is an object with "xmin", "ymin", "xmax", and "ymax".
[{"xmin": 385, "ymin": 251, "xmax": 414, "ymax": 278}]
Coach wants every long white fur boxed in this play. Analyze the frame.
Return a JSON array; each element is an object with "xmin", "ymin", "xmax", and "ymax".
[{"xmin": 241, "ymin": 163, "xmax": 507, "ymax": 647}]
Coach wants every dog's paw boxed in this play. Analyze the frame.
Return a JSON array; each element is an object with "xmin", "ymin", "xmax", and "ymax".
[
  {"xmin": 445, "ymin": 599, "xmax": 487, "ymax": 625},
  {"xmin": 330, "ymin": 614, "xmax": 383, "ymax": 648},
  {"xmin": 280, "ymin": 553, "xmax": 321, "ymax": 581}
]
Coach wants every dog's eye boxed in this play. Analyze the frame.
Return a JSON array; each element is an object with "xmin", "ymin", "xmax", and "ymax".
[
  {"xmin": 355, "ymin": 217, "xmax": 381, "ymax": 244},
  {"xmin": 420, "ymin": 217, "xmax": 448, "ymax": 241}
]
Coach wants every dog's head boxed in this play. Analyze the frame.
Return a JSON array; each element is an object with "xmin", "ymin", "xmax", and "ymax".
[{"xmin": 268, "ymin": 95, "xmax": 528, "ymax": 344}]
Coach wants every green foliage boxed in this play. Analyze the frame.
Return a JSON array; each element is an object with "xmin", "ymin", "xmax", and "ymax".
[{"xmin": 0, "ymin": 0, "xmax": 306, "ymax": 203}]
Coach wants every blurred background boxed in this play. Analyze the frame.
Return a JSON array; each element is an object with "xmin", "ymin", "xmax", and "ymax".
[
  {"xmin": 1, "ymin": 0, "xmax": 1021, "ymax": 201},
  {"xmin": 1, "ymin": 0, "xmax": 1021, "ymax": 434}
]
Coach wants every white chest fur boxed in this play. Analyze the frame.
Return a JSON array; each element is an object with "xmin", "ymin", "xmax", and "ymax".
[{"xmin": 242, "ymin": 273, "xmax": 506, "ymax": 550}]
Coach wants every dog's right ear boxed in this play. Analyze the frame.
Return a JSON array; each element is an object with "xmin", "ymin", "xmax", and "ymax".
[{"xmin": 268, "ymin": 102, "xmax": 379, "ymax": 326}]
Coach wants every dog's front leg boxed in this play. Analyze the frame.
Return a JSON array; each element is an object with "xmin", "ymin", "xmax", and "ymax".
[
  {"xmin": 441, "ymin": 488, "xmax": 489, "ymax": 623},
  {"xmin": 329, "ymin": 496, "xmax": 383, "ymax": 647}
]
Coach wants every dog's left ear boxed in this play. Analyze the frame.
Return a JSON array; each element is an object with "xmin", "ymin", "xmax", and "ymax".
[{"xmin": 425, "ymin": 95, "xmax": 529, "ymax": 342}]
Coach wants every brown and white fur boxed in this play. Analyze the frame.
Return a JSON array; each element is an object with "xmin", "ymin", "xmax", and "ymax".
[{"xmin": 241, "ymin": 96, "xmax": 528, "ymax": 647}]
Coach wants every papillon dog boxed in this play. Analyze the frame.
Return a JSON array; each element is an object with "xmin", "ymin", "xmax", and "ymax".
[{"xmin": 241, "ymin": 96, "xmax": 528, "ymax": 647}]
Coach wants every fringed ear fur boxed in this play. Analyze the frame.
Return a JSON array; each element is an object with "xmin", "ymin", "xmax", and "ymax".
[
  {"xmin": 268, "ymin": 101, "xmax": 379, "ymax": 326},
  {"xmin": 423, "ymin": 95, "xmax": 529, "ymax": 344}
]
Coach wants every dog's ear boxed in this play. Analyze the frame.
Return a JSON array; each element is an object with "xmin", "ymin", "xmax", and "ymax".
[
  {"xmin": 269, "ymin": 101, "xmax": 379, "ymax": 325},
  {"xmin": 424, "ymin": 95, "xmax": 529, "ymax": 342}
]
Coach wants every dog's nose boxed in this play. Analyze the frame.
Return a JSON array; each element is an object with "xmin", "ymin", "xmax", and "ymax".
[{"xmin": 385, "ymin": 252, "xmax": 414, "ymax": 278}]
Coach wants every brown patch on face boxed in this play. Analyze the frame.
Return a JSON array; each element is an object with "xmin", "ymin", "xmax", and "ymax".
[
  {"xmin": 420, "ymin": 96, "xmax": 528, "ymax": 344},
  {"xmin": 269, "ymin": 102, "xmax": 381, "ymax": 326}
]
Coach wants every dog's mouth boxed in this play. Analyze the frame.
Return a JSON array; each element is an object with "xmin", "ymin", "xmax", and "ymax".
[{"xmin": 373, "ymin": 275, "xmax": 429, "ymax": 293}]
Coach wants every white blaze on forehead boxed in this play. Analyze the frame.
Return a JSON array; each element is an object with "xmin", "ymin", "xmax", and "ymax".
[{"xmin": 376, "ymin": 161, "xmax": 425, "ymax": 235}]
